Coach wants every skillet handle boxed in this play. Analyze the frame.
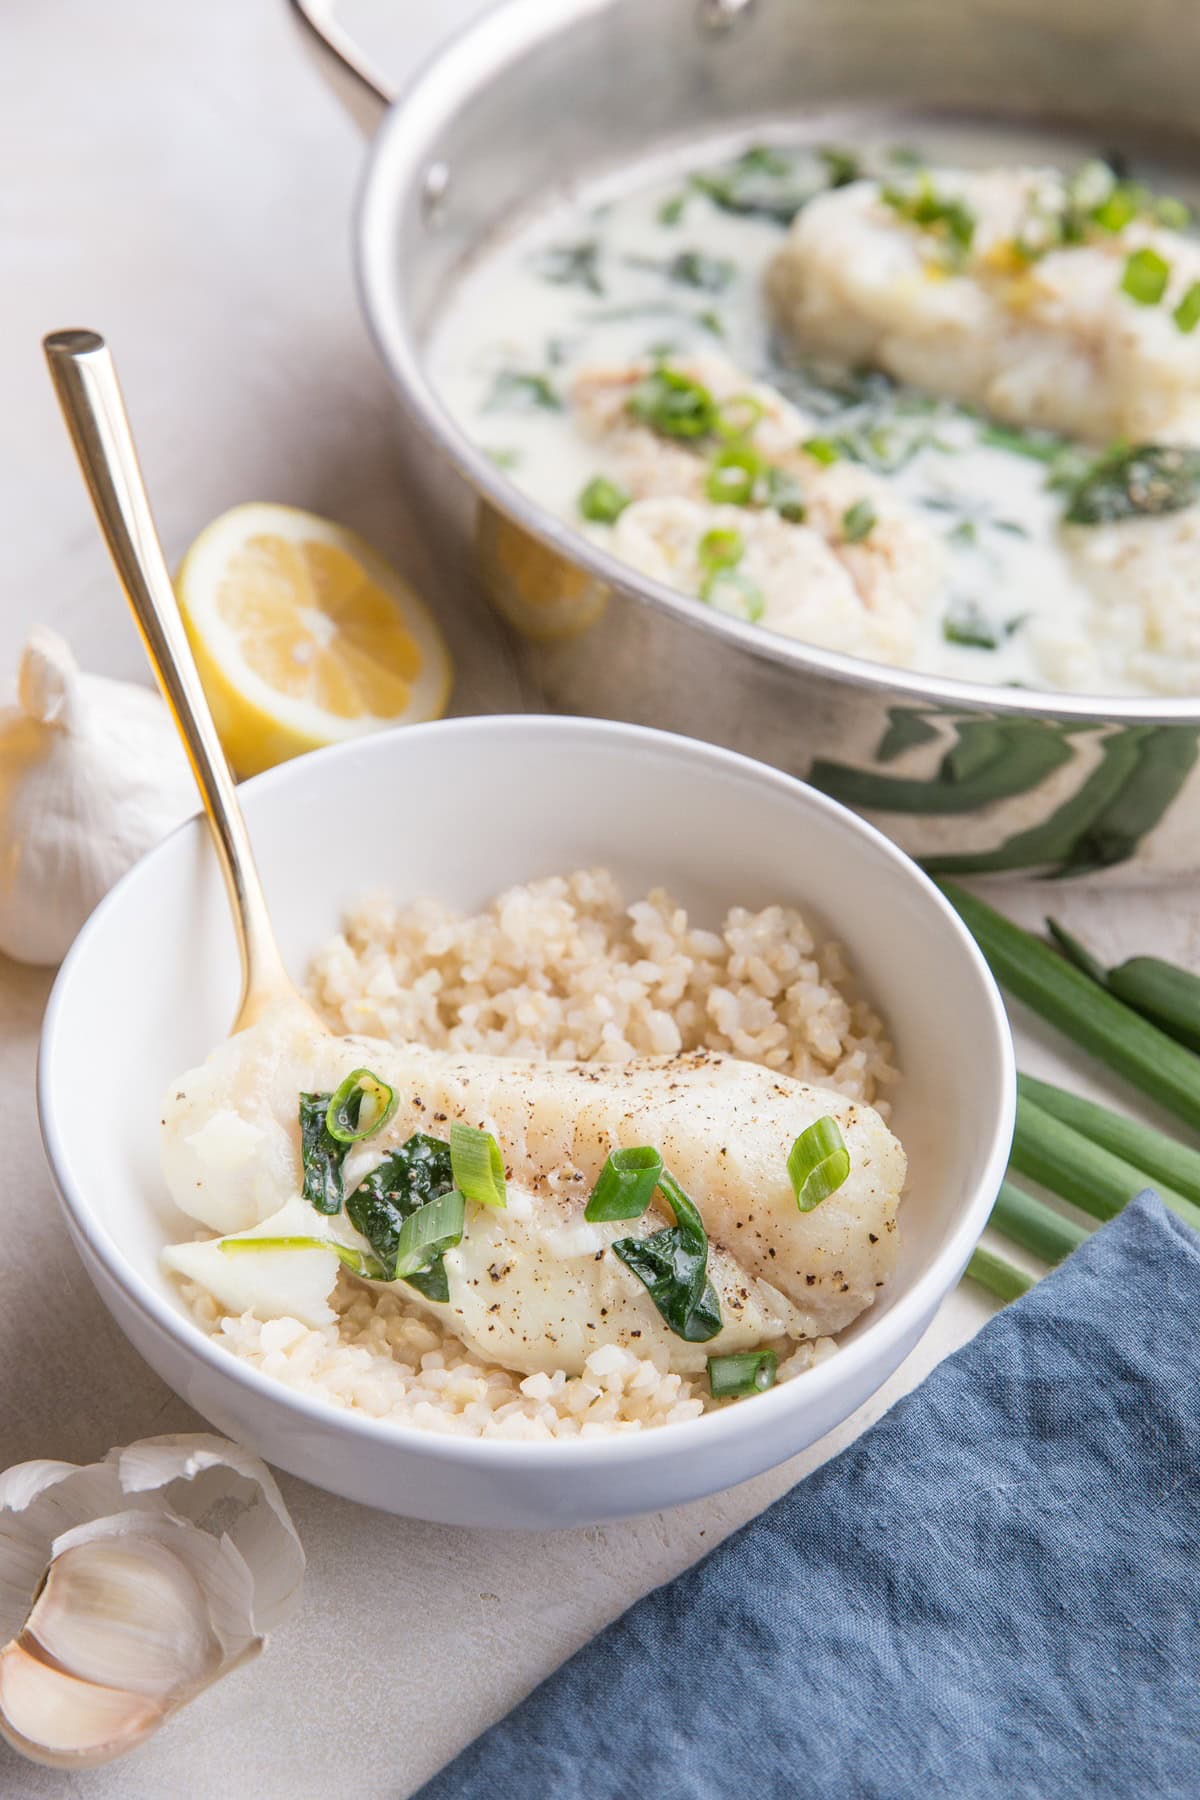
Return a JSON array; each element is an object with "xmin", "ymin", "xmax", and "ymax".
[{"xmin": 288, "ymin": 0, "xmax": 394, "ymax": 134}]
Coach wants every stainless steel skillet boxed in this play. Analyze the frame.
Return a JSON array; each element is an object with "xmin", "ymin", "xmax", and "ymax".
[{"xmin": 294, "ymin": 0, "xmax": 1200, "ymax": 882}]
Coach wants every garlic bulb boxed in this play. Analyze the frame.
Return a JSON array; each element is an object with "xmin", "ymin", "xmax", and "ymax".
[
  {"xmin": 0, "ymin": 627, "xmax": 197, "ymax": 965},
  {"xmin": 0, "ymin": 1434, "xmax": 304, "ymax": 1769}
]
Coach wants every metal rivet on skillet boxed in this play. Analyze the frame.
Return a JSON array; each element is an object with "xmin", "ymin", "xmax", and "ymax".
[
  {"xmin": 698, "ymin": 0, "xmax": 757, "ymax": 34},
  {"xmin": 421, "ymin": 161, "xmax": 451, "ymax": 223}
]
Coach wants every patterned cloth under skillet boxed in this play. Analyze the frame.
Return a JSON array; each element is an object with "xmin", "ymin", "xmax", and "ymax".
[{"xmin": 415, "ymin": 1193, "xmax": 1200, "ymax": 1800}]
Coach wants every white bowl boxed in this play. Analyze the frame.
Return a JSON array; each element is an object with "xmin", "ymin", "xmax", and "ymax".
[{"xmin": 38, "ymin": 716, "xmax": 1013, "ymax": 1529}]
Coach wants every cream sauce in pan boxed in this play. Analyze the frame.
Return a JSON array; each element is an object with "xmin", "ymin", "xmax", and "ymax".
[{"xmin": 429, "ymin": 121, "xmax": 1200, "ymax": 696}]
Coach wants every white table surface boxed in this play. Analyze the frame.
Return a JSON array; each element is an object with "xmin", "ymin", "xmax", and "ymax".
[{"xmin": 2, "ymin": 4, "xmax": 1195, "ymax": 1795}]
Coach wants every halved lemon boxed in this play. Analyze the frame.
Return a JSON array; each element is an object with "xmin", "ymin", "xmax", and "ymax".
[{"xmin": 176, "ymin": 503, "xmax": 453, "ymax": 776}]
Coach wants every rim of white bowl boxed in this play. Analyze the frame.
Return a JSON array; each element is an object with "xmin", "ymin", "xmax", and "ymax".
[{"xmin": 38, "ymin": 714, "xmax": 1015, "ymax": 1474}]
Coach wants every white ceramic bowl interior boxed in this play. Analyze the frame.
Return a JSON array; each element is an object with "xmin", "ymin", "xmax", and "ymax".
[{"xmin": 39, "ymin": 716, "xmax": 1014, "ymax": 1529}]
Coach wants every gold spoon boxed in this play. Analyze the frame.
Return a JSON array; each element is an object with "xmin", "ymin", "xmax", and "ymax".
[{"xmin": 43, "ymin": 328, "xmax": 326, "ymax": 1037}]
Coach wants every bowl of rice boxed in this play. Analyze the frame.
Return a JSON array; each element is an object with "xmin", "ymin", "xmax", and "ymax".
[{"xmin": 39, "ymin": 715, "xmax": 1013, "ymax": 1527}]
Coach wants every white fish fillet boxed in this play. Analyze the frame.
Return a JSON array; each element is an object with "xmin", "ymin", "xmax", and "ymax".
[
  {"xmin": 161, "ymin": 1002, "xmax": 905, "ymax": 1375},
  {"xmin": 571, "ymin": 351, "xmax": 944, "ymax": 664},
  {"xmin": 766, "ymin": 168, "xmax": 1200, "ymax": 444}
]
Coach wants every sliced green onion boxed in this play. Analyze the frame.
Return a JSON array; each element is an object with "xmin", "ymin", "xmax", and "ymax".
[
  {"xmin": 989, "ymin": 1180, "xmax": 1089, "ymax": 1266},
  {"xmin": 1091, "ymin": 186, "xmax": 1139, "ymax": 233},
  {"xmin": 1121, "ymin": 247, "xmax": 1170, "ymax": 305},
  {"xmin": 701, "ymin": 567, "xmax": 765, "ymax": 622},
  {"xmin": 938, "ymin": 882, "xmax": 1200, "ymax": 1134},
  {"xmin": 714, "ymin": 393, "xmax": 766, "ymax": 440},
  {"xmin": 219, "ymin": 1235, "xmax": 388, "ymax": 1279},
  {"xmin": 658, "ymin": 193, "xmax": 687, "ymax": 226},
  {"xmin": 801, "ymin": 436, "xmax": 840, "ymax": 465},
  {"xmin": 965, "ymin": 1246, "xmax": 1034, "ymax": 1303},
  {"xmin": 627, "ymin": 365, "xmax": 716, "ymax": 438},
  {"xmin": 1017, "ymin": 1073, "xmax": 1200, "ymax": 1207},
  {"xmin": 763, "ymin": 465, "xmax": 806, "ymax": 522},
  {"xmin": 1154, "ymin": 195, "xmax": 1191, "ymax": 230},
  {"xmin": 707, "ymin": 1349, "xmax": 778, "ymax": 1398},
  {"xmin": 787, "ymin": 1116, "xmax": 850, "ymax": 1212},
  {"xmin": 1174, "ymin": 281, "xmax": 1200, "ymax": 334},
  {"xmin": 706, "ymin": 442, "xmax": 761, "ymax": 505},
  {"xmin": 1012, "ymin": 1094, "xmax": 1200, "ymax": 1233},
  {"xmin": 841, "ymin": 498, "xmax": 877, "ymax": 543},
  {"xmin": 697, "ymin": 526, "xmax": 744, "ymax": 571},
  {"xmin": 449, "ymin": 1120, "xmax": 507, "ymax": 1210},
  {"xmin": 325, "ymin": 1069, "xmax": 397, "ymax": 1145},
  {"xmin": 392, "ymin": 1188, "xmax": 466, "ymax": 1280},
  {"xmin": 578, "ymin": 475, "xmax": 631, "ymax": 523},
  {"xmin": 584, "ymin": 1146, "xmax": 664, "ymax": 1221}
]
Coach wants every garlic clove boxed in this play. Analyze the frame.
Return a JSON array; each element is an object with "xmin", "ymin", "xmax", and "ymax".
[
  {"xmin": 21, "ymin": 1535, "xmax": 224, "ymax": 1700},
  {"xmin": 0, "ymin": 1642, "xmax": 165, "ymax": 1770},
  {"xmin": 0, "ymin": 1435, "xmax": 304, "ymax": 1770}
]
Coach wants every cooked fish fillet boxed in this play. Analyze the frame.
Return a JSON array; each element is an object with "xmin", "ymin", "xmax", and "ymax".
[
  {"xmin": 572, "ymin": 351, "xmax": 944, "ymax": 659},
  {"xmin": 1063, "ymin": 503, "xmax": 1200, "ymax": 695},
  {"xmin": 161, "ymin": 1001, "xmax": 905, "ymax": 1375},
  {"xmin": 766, "ymin": 168, "xmax": 1200, "ymax": 444}
]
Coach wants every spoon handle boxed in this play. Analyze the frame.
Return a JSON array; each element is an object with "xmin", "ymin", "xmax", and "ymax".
[{"xmin": 43, "ymin": 328, "xmax": 295, "ymax": 1030}]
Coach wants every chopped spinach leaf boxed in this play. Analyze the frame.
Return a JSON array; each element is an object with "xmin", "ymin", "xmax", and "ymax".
[
  {"xmin": 941, "ymin": 598, "xmax": 1024, "ymax": 650},
  {"xmin": 531, "ymin": 239, "xmax": 604, "ymax": 295},
  {"xmin": 666, "ymin": 250, "xmax": 736, "ymax": 292},
  {"xmin": 762, "ymin": 464, "xmax": 806, "ymax": 522},
  {"xmin": 689, "ymin": 145, "xmax": 813, "ymax": 226},
  {"xmin": 1063, "ymin": 443, "xmax": 1200, "ymax": 525},
  {"xmin": 613, "ymin": 1169, "xmax": 722, "ymax": 1342},
  {"xmin": 300, "ymin": 1093, "xmax": 349, "ymax": 1216},
  {"xmin": 818, "ymin": 145, "xmax": 861, "ymax": 188},
  {"xmin": 484, "ymin": 369, "xmax": 561, "ymax": 413},
  {"xmin": 346, "ymin": 1132, "xmax": 458, "ymax": 1301}
]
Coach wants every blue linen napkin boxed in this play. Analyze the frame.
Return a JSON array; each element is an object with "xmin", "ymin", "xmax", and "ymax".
[{"xmin": 416, "ymin": 1193, "xmax": 1200, "ymax": 1800}]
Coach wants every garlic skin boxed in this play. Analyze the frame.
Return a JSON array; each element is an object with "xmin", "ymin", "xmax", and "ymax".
[
  {"xmin": 0, "ymin": 1435, "xmax": 304, "ymax": 1770},
  {"xmin": 0, "ymin": 627, "xmax": 197, "ymax": 965}
]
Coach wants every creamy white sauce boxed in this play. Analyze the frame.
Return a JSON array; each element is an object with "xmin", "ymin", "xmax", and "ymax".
[{"xmin": 429, "ymin": 123, "xmax": 1200, "ymax": 694}]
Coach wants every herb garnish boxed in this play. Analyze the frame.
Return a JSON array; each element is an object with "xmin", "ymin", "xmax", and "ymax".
[
  {"xmin": 1174, "ymin": 281, "xmax": 1200, "ymax": 335},
  {"xmin": 880, "ymin": 175, "xmax": 975, "ymax": 266},
  {"xmin": 345, "ymin": 1132, "xmax": 460, "ymax": 1301},
  {"xmin": 708, "ymin": 1349, "xmax": 778, "ymax": 1398},
  {"xmin": 1121, "ymin": 247, "xmax": 1171, "ymax": 306},
  {"xmin": 449, "ymin": 1120, "xmax": 507, "ymax": 1211},
  {"xmin": 689, "ymin": 144, "xmax": 813, "ymax": 226},
  {"xmin": 787, "ymin": 1116, "xmax": 851, "ymax": 1212},
  {"xmin": 299, "ymin": 1093, "xmax": 349, "ymax": 1215},
  {"xmin": 627, "ymin": 364, "xmax": 717, "ymax": 437},
  {"xmin": 484, "ymin": 370, "xmax": 561, "ymax": 413},
  {"xmin": 818, "ymin": 146, "xmax": 861, "ymax": 189},
  {"xmin": 584, "ymin": 1146, "xmax": 664, "ymax": 1221},
  {"xmin": 612, "ymin": 1169, "xmax": 722, "ymax": 1343},
  {"xmin": 578, "ymin": 475, "xmax": 631, "ymax": 523},
  {"xmin": 325, "ymin": 1068, "xmax": 397, "ymax": 1145},
  {"xmin": 941, "ymin": 599, "xmax": 1023, "ymax": 651},
  {"xmin": 666, "ymin": 250, "xmax": 736, "ymax": 293},
  {"xmin": 531, "ymin": 240, "xmax": 604, "ymax": 295},
  {"xmin": 841, "ymin": 498, "xmax": 877, "ymax": 543},
  {"xmin": 1062, "ymin": 443, "xmax": 1200, "ymax": 525}
]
